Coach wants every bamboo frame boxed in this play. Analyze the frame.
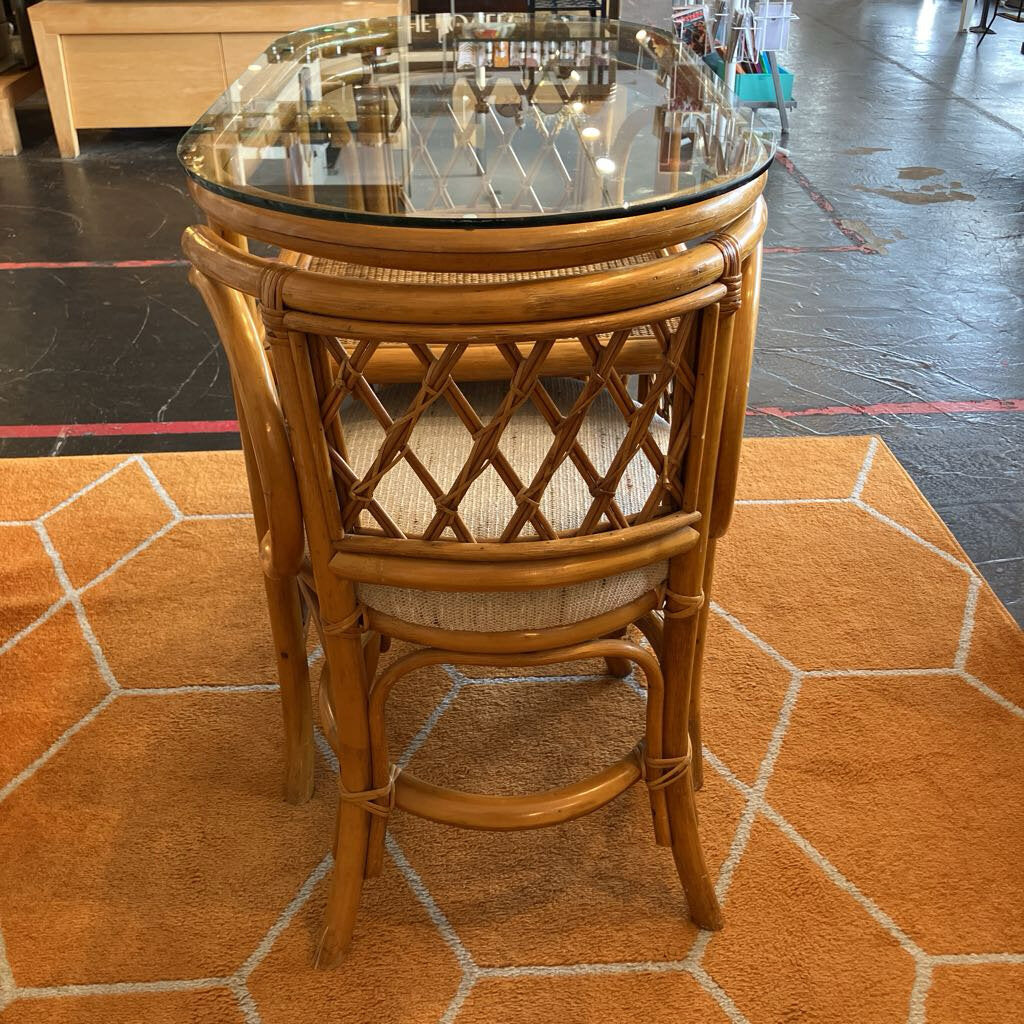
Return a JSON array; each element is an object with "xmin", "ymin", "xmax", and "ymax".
[{"xmin": 184, "ymin": 173, "xmax": 767, "ymax": 968}]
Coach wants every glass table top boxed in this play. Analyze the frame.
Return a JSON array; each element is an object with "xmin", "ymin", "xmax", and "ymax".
[{"xmin": 179, "ymin": 13, "xmax": 775, "ymax": 228}]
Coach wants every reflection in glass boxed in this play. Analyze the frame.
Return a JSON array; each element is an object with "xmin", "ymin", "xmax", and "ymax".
[{"xmin": 179, "ymin": 13, "xmax": 775, "ymax": 226}]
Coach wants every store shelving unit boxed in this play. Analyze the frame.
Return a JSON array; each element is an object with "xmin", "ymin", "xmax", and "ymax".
[{"xmin": 690, "ymin": 0, "xmax": 796, "ymax": 133}]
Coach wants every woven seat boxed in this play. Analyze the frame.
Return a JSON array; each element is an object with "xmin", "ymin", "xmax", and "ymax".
[
  {"xmin": 307, "ymin": 251, "xmax": 659, "ymax": 283},
  {"xmin": 344, "ymin": 379, "xmax": 670, "ymax": 631}
]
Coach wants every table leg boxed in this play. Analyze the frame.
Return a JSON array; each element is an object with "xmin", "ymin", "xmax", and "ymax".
[
  {"xmin": 27, "ymin": 12, "xmax": 80, "ymax": 157},
  {"xmin": 969, "ymin": 0, "xmax": 998, "ymax": 35},
  {"xmin": 0, "ymin": 97, "xmax": 20, "ymax": 156},
  {"xmin": 959, "ymin": 0, "xmax": 974, "ymax": 32},
  {"xmin": 0, "ymin": 66, "xmax": 43, "ymax": 156},
  {"xmin": 767, "ymin": 51, "xmax": 789, "ymax": 135}
]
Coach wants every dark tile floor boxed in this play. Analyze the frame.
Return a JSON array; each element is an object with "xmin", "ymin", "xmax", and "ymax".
[{"xmin": 1, "ymin": 0, "xmax": 1022, "ymax": 622}]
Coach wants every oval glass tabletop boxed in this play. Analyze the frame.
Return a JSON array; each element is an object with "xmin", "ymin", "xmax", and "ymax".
[{"xmin": 179, "ymin": 13, "xmax": 775, "ymax": 228}]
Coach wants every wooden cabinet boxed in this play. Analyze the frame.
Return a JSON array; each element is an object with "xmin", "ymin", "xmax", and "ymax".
[
  {"xmin": 29, "ymin": 0, "xmax": 399, "ymax": 157},
  {"xmin": 220, "ymin": 32, "xmax": 288, "ymax": 82},
  {"xmin": 64, "ymin": 33, "xmax": 228, "ymax": 128}
]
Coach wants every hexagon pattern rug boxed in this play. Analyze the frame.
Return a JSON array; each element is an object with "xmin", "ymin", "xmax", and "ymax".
[{"xmin": 1, "ymin": 437, "xmax": 1021, "ymax": 1024}]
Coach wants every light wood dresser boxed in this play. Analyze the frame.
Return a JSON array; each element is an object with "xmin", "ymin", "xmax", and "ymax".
[{"xmin": 29, "ymin": 0, "xmax": 400, "ymax": 156}]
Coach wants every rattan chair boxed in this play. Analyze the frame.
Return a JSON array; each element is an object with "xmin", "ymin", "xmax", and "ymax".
[{"xmin": 183, "ymin": 190, "xmax": 765, "ymax": 967}]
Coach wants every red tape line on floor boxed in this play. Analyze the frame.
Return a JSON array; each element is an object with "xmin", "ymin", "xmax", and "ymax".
[
  {"xmin": 0, "ymin": 259, "xmax": 189, "ymax": 270},
  {"xmin": 2, "ymin": 400, "xmax": 1021, "ymax": 440},
  {"xmin": 774, "ymin": 153, "xmax": 879, "ymax": 254},
  {"xmin": 749, "ymin": 398, "xmax": 1024, "ymax": 418},
  {"xmin": 0, "ymin": 420, "xmax": 240, "ymax": 438}
]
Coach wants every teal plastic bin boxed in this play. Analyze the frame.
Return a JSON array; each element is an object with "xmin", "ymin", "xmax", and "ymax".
[{"xmin": 704, "ymin": 53, "xmax": 794, "ymax": 103}]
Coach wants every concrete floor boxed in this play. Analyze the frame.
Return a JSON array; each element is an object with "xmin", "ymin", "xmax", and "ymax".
[{"xmin": 1, "ymin": 0, "xmax": 1022, "ymax": 622}]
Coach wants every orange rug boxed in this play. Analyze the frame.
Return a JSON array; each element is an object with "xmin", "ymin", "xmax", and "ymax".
[{"xmin": 0, "ymin": 436, "xmax": 1021, "ymax": 1024}]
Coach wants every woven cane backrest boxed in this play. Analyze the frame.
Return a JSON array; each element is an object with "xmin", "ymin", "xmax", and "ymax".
[
  {"xmin": 182, "ymin": 219, "xmax": 749, "ymax": 556},
  {"xmin": 292, "ymin": 311, "xmax": 711, "ymax": 546}
]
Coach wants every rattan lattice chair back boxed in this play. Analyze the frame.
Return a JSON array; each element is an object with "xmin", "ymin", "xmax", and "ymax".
[{"xmin": 184, "ymin": 189, "xmax": 765, "ymax": 966}]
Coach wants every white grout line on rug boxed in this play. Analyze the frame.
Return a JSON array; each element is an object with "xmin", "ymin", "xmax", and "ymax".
[
  {"xmin": 687, "ymin": 610, "xmax": 805, "ymax": 982},
  {"xmin": 0, "ymin": 926, "xmax": 15, "ymax": 1011},
  {"xmin": 38, "ymin": 456, "xmax": 137, "ymax": 521},
  {"xmin": 907, "ymin": 961, "xmax": 934, "ymax": 1024},
  {"xmin": 33, "ymin": 520, "xmax": 120, "ymax": 690},
  {"xmin": 13, "ymin": 976, "xmax": 237, "ymax": 1000},
  {"xmin": 437, "ymin": 972, "xmax": 478, "ymax": 1024},
  {"xmin": 0, "ymin": 594, "xmax": 69, "ymax": 657},
  {"xmin": 709, "ymin": 670, "xmax": 804, "ymax": 906},
  {"xmin": 237, "ymin": 853, "xmax": 334, "ymax": 983},
  {"xmin": 313, "ymin": 724, "xmax": 338, "ymax": 774},
  {"xmin": 136, "ymin": 455, "xmax": 184, "ymax": 518},
  {"xmin": 228, "ymin": 977, "xmax": 263, "ymax": 1024},
  {"xmin": 955, "ymin": 670, "xmax": 1024, "ymax": 719},
  {"xmin": 396, "ymin": 669, "xmax": 466, "ymax": 771},
  {"xmin": 954, "ymin": 575, "xmax": 981, "ymax": 668},
  {"xmin": 756, "ymin": 800, "xmax": 924, "ymax": 956},
  {"xmin": 854, "ymin": 500, "xmax": 976, "ymax": 575},
  {"xmin": 709, "ymin": 602, "xmax": 801, "ymax": 675},
  {"xmin": 851, "ymin": 436, "xmax": 880, "ymax": 500},
  {"xmin": 926, "ymin": 952, "xmax": 1024, "ymax": 966},
  {"xmin": 687, "ymin": 962, "xmax": 753, "ymax": 1024},
  {"xmin": 0, "ymin": 692, "xmax": 117, "ymax": 805},
  {"xmin": 2, "ymin": 458, "xmax": 256, "ymax": 660}
]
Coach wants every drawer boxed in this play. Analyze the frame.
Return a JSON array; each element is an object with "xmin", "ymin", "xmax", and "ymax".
[{"xmin": 63, "ymin": 33, "xmax": 227, "ymax": 128}]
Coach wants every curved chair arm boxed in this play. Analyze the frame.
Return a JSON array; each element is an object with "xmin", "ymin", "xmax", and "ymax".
[
  {"xmin": 189, "ymin": 262, "xmax": 305, "ymax": 578},
  {"xmin": 182, "ymin": 204, "xmax": 766, "ymax": 329}
]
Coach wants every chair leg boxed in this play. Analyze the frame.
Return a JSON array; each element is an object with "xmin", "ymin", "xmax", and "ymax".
[
  {"xmin": 315, "ymin": 628, "xmax": 374, "ymax": 969},
  {"xmin": 316, "ymin": 799, "xmax": 371, "ymax": 968},
  {"xmin": 317, "ymin": 635, "xmax": 383, "ymax": 757},
  {"xmin": 603, "ymin": 627, "xmax": 632, "ymax": 678},
  {"xmin": 665, "ymin": 771, "xmax": 723, "ymax": 930},
  {"xmin": 661, "ymin": 605, "xmax": 723, "ymax": 931},
  {"xmin": 687, "ymin": 539, "xmax": 718, "ymax": 792},
  {"xmin": 318, "ymin": 662, "xmax": 337, "ymax": 754},
  {"xmin": 263, "ymin": 574, "xmax": 315, "ymax": 804}
]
